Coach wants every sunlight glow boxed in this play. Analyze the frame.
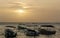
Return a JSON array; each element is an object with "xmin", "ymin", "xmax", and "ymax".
[
  {"xmin": 15, "ymin": 9, "xmax": 25, "ymax": 14},
  {"xmin": 18, "ymin": 9, "xmax": 24, "ymax": 13}
]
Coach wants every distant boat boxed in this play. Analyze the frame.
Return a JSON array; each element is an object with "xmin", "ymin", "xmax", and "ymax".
[
  {"xmin": 18, "ymin": 26, "xmax": 27, "ymax": 30},
  {"xmin": 41, "ymin": 25, "xmax": 54, "ymax": 27},
  {"xmin": 38, "ymin": 25, "xmax": 56, "ymax": 35},
  {"xmin": 5, "ymin": 26, "xmax": 16, "ymax": 28},
  {"xmin": 25, "ymin": 29, "xmax": 39, "ymax": 36}
]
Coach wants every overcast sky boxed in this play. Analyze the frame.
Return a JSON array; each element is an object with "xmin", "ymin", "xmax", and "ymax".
[{"xmin": 0, "ymin": 0, "xmax": 60, "ymax": 22}]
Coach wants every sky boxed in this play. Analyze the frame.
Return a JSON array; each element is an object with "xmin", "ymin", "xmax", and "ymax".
[{"xmin": 0, "ymin": 0, "xmax": 60, "ymax": 22}]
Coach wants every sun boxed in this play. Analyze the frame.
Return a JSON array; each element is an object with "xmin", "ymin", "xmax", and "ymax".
[{"xmin": 16, "ymin": 9, "xmax": 25, "ymax": 13}]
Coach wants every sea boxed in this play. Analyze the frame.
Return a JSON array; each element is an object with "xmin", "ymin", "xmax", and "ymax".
[{"xmin": 0, "ymin": 23, "xmax": 60, "ymax": 38}]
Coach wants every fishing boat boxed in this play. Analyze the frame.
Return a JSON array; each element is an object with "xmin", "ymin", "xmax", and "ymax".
[
  {"xmin": 38, "ymin": 25, "xmax": 56, "ymax": 35},
  {"xmin": 18, "ymin": 26, "xmax": 27, "ymax": 30},
  {"xmin": 25, "ymin": 29, "xmax": 39, "ymax": 36},
  {"xmin": 5, "ymin": 26, "xmax": 16, "ymax": 28},
  {"xmin": 4, "ymin": 29, "xmax": 17, "ymax": 38}
]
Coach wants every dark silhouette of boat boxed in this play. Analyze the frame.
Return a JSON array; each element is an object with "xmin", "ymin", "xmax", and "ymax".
[
  {"xmin": 25, "ymin": 29, "xmax": 39, "ymax": 36},
  {"xmin": 18, "ymin": 26, "xmax": 27, "ymax": 30},
  {"xmin": 41, "ymin": 25, "xmax": 54, "ymax": 27},
  {"xmin": 5, "ymin": 26, "xmax": 16, "ymax": 28},
  {"xmin": 4, "ymin": 29, "xmax": 17, "ymax": 38},
  {"xmin": 38, "ymin": 25, "xmax": 56, "ymax": 35}
]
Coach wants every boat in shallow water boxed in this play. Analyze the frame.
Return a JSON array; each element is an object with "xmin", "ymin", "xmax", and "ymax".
[
  {"xmin": 38, "ymin": 25, "xmax": 56, "ymax": 35},
  {"xmin": 25, "ymin": 29, "xmax": 40, "ymax": 36},
  {"xmin": 4, "ymin": 29, "xmax": 17, "ymax": 38},
  {"xmin": 18, "ymin": 26, "xmax": 27, "ymax": 30}
]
